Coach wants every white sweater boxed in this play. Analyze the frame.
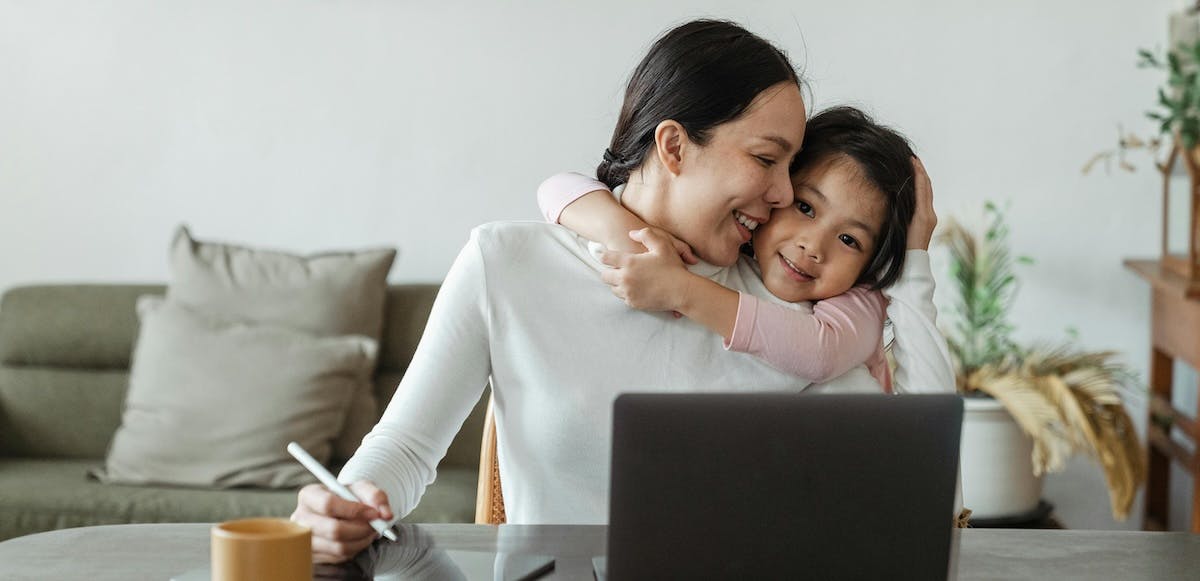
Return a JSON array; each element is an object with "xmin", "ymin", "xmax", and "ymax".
[{"xmin": 338, "ymin": 221, "xmax": 956, "ymax": 524}]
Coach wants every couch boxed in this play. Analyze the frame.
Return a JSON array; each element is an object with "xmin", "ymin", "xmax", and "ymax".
[{"xmin": 0, "ymin": 284, "xmax": 489, "ymax": 541}]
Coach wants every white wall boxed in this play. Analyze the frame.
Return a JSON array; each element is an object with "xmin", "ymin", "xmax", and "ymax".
[{"xmin": 0, "ymin": 1, "xmax": 1189, "ymax": 529}]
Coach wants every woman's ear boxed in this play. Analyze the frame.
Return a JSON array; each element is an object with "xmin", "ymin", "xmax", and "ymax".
[{"xmin": 653, "ymin": 120, "xmax": 688, "ymax": 176}]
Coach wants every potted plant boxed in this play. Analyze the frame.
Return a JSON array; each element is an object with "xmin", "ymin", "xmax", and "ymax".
[{"xmin": 941, "ymin": 202, "xmax": 1145, "ymax": 521}]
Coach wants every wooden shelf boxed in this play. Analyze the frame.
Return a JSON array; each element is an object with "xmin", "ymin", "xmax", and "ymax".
[
  {"xmin": 1125, "ymin": 258, "xmax": 1200, "ymax": 299},
  {"xmin": 1126, "ymin": 258, "xmax": 1200, "ymax": 533}
]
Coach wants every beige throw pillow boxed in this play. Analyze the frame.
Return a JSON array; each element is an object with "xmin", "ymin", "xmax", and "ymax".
[
  {"xmin": 96, "ymin": 297, "xmax": 377, "ymax": 488},
  {"xmin": 167, "ymin": 226, "xmax": 395, "ymax": 460}
]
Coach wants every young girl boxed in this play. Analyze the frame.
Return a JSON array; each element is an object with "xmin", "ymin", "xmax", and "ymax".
[{"xmin": 537, "ymin": 106, "xmax": 918, "ymax": 390}]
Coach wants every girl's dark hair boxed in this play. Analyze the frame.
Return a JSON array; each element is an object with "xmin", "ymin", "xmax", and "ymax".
[
  {"xmin": 597, "ymin": 19, "xmax": 801, "ymax": 189},
  {"xmin": 791, "ymin": 106, "xmax": 917, "ymax": 290}
]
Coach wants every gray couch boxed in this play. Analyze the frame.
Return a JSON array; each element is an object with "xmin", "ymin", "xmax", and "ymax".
[{"xmin": 0, "ymin": 284, "xmax": 489, "ymax": 541}]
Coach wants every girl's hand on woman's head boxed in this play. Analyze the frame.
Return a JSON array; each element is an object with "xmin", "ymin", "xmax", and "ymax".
[
  {"xmin": 907, "ymin": 157, "xmax": 937, "ymax": 251},
  {"xmin": 599, "ymin": 227, "xmax": 698, "ymax": 312}
]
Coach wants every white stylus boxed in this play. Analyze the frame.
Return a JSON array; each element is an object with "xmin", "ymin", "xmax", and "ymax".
[{"xmin": 287, "ymin": 441, "xmax": 398, "ymax": 542}]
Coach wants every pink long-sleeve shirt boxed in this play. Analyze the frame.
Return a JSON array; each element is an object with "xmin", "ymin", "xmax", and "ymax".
[{"xmin": 537, "ymin": 172, "xmax": 892, "ymax": 390}]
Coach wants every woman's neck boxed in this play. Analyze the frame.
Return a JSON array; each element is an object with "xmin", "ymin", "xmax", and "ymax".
[{"xmin": 618, "ymin": 173, "xmax": 669, "ymax": 230}]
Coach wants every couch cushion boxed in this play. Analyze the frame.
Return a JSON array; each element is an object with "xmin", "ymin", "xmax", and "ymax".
[
  {"xmin": 377, "ymin": 285, "xmax": 439, "ymax": 378},
  {"xmin": 167, "ymin": 226, "xmax": 395, "ymax": 341},
  {"xmin": 97, "ymin": 298, "xmax": 375, "ymax": 488},
  {"xmin": 168, "ymin": 226, "xmax": 395, "ymax": 461},
  {"xmin": 0, "ymin": 367, "xmax": 127, "ymax": 459},
  {"xmin": 0, "ymin": 284, "xmax": 471, "ymax": 463},
  {"xmin": 0, "ymin": 285, "xmax": 164, "ymax": 369},
  {"xmin": 0, "ymin": 283, "xmax": 437, "ymax": 374},
  {"xmin": 0, "ymin": 459, "xmax": 477, "ymax": 541}
]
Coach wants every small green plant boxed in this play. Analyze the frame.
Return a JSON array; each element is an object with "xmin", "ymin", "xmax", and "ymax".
[
  {"xmin": 1139, "ymin": 42, "xmax": 1200, "ymax": 148},
  {"xmin": 940, "ymin": 201, "xmax": 1031, "ymax": 380},
  {"xmin": 1081, "ymin": 42, "xmax": 1200, "ymax": 175}
]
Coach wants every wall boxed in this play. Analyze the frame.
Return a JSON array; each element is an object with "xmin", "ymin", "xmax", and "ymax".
[{"xmin": 0, "ymin": 0, "xmax": 1189, "ymax": 529}]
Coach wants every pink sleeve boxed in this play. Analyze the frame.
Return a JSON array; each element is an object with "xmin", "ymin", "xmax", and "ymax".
[
  {"xmin": 726, "ymin": 286, "xmax": 887, "ymax": 382},
  {"xmin": 536, "ymin": 172, "xmax": 612, "ymax": 224},
  {"xmin": 865, "ymin": 346, "xmax": 893, "ymax": 393}
]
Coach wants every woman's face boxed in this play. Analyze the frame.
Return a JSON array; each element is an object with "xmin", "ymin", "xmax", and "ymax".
[
  {"xmin": 661, "ymin": 82, "xmax": 807, "ymax": 266},
  {"xmin": 751, "ymin": 155, "xmax": 886, "ymax": 302}
]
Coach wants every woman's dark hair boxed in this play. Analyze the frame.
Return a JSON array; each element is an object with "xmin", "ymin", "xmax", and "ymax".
[
  {"xmin": 597, "ymin": 19, "xmax": 801, "ymax": 189},
  {"xmin": 791, "ymin": 106, "xmax": 917, "ymax": 290}
]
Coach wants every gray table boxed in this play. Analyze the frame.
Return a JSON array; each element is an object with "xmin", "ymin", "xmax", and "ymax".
[{"xmin": 0, "ymin": 523, "xmax": 1196, "ymax": 580}]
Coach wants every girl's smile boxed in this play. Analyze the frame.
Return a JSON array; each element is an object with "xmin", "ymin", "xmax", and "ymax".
[{"xmin": 751, "ymin": 155, "xmax": 885, "ymax": 303}]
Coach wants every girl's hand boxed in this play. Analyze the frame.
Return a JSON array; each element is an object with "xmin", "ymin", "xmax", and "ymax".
[
  {"xmin": 908, "ymin": 157, "xmax": 937, "ymax": 250},
  {"xmin": 619, "ymin": 227, "xmax": 698, "ymax": 265},
  {"xmin": 601, "ymin": 221, "xmax": 699, "ymax": 265},
  {"xmin": 599, "ymin": 228, "xmax": 697, "ymax": 312},
  {"xmin": 665, "ymin": 234, "xmax": 700, "ymax": 265}
]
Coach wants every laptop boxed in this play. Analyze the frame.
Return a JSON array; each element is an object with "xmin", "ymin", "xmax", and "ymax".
[{"xmin": 600, "ymin": 393, "xmax": 963, "ymax": 580}]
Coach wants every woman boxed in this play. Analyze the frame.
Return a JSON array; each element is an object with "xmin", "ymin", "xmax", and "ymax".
[{"xmin": 292, "ymin": 19, "xmax": 952, "ymax": 563}]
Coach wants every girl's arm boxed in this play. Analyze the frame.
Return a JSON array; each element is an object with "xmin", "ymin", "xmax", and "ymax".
[
  {"xmin": 883, "ymin": 250, "xmax": 955, "ymax": 393},
  {"xmin": 537, "ymin": 172, "xmax": 649, "ymax": 254},
  {"xmin": 885, "ymin": 158, "xmax": 956, "ymax": 394},
  {"xmin": 538, "ymin": 172, "xmax": 698, "ymax": 261},
  {"xmin": 725, "ymin": 287, "xmax": 887, "ymax": 383},
  {"xmin": 601, "ymin": 229, "xmax": 886, "ymax": 384}
]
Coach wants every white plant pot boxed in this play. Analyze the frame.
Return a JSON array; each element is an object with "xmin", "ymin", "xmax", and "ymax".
[{"xmin": 960, "ymin": 396, "xmax": 1044, "ymax": 519}]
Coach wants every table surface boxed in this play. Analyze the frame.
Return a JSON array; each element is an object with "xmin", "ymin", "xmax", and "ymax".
[{"xmin": 0, "ymin": 523, "xmax": 1197, "ymax": 580}]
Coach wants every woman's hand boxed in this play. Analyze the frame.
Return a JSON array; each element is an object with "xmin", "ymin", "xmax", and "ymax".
[
  {"xmin": 291, "ymin": 481, "xmax": 393, "ymax": 563},
  {"xmin": 908, "ymin": 157, "xmax": 937, "ymax": 251},
  {"xmin": 600, "ymin": 228, "xmax": 698, "ymax": 312}
]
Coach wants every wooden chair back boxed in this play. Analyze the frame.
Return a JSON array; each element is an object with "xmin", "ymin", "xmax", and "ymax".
[{"xmin": 474, "ymin": 396, "xmax": 506, "ymax": 524}]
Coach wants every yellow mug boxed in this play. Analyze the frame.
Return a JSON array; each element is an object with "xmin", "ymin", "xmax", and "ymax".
[{"xmin": 211, "ymin": 517, "xmax": 312, "ymax": 581}]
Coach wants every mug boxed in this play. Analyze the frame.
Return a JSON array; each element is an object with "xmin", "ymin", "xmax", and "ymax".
[{"xmin": 211, "ymin": 517, "xmax": 312, "ymax": 581}]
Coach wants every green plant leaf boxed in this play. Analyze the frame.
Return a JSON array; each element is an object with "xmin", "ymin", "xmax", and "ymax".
[
  {"xmin": 1138, "ymin": 47, "xmax": 1162, "ymax": 68},
  {"xmin": 1159, "ymin": 88, "xmax": 1174, "ymax": 109}
]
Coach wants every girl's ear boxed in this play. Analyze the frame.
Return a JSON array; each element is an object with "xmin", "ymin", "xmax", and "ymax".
[{"xmin": 653, "ymin": 120, "xmax": 689, "ymax": 176}]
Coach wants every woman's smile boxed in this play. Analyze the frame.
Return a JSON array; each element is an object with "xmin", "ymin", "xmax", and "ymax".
[{"xmin": 734, "ymin": 210, "xmax": 765, "ymax": 243}]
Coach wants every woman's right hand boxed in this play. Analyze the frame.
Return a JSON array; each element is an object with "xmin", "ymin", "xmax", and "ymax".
[{"xmin": 291, "ymin": 481, "xmax": 394, "ymax": 563}]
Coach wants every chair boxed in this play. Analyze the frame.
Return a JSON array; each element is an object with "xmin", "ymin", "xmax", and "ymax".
[{"xmin": 474, "ymin": 396, "xmax": 506, "ymax": 524}]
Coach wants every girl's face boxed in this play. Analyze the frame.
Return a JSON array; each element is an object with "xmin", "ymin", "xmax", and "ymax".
[
  {"xmin": 657, "ymin": 82, "xmax": 806, "ymax": 266},
  {"xmin": 751, "ymin": 155, "xmax": 886, "ymax": 303}
]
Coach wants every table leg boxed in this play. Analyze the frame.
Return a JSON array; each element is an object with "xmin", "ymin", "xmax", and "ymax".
[{"xmin": 1145, "ymin": 348, "xmax": 1173, "ymax": 531}]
